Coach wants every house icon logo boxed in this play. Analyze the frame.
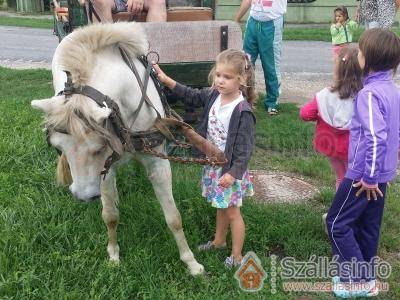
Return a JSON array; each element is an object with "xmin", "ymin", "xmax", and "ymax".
[{"xmin": 234, "ymin": 251, "xmax": 267, "ymax": 292}]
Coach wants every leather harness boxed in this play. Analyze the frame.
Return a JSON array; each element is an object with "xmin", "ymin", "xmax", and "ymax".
[{"xmin": 46, "ymin": 48, "xmax": 226, "ymax": 178}]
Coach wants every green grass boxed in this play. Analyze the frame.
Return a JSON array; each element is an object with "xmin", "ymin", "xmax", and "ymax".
[
  {"xmin": 283, "ymin": 26, "xmax": 400, "ymax": 41},
  {"xmin": 0, "ymin": 15, "xmax": 53, "ymax": 29},
  {"xmin": 0, "ymin": 67, "xmax": 399, "ymax": 299},
  {"xmin": 0, "ymin": 15, "xmax": 399, "ymax": 41}
]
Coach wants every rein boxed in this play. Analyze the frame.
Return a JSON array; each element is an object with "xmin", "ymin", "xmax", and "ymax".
[{"xmin": 49, "ymin": 49, "xmax": 227, "ymax": 177}]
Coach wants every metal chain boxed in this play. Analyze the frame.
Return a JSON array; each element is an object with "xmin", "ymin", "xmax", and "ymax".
[{"xmin": 141, "ymin": 145, "xmax": 227, "ymax": 167}]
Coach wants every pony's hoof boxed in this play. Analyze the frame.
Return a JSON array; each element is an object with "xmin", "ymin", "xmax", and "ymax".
[
  {"xmin": 107, "ymin": 245, "xmax": 120, "ymax": 263},
  {"xmin": 189, "ymin": 263, "xmax": 205, "ymax": 276},
  {"xmin": 108, "ymin": 257, "xmax": 120, "ymax": 265}
]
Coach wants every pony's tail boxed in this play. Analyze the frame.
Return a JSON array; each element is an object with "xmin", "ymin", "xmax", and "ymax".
[{"xmin": 56, "ymin": 153, "xmax": 72, "ymax": 186}]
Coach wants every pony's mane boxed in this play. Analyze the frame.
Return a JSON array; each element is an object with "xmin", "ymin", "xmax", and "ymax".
[{"xmin": 58, "ymin": 22, "xmax": 148, "ymax": 85}]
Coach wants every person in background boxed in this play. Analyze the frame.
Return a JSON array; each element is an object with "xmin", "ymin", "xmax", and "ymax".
[
  {"xmin": 235, "ymin": 0, "xmax": 287, "ymax": 116},
  {"xmin": 300, "ymin": 47, "xmax": 362, "ymax": 191},
  {"xmin": 330, "ymin": 6, "xmax": 358, "ymax": 60},
  {"xmin": 356, "ymin": 0, "xmax": 399, "ymax": 29},
  {"xmin": 89, "ymin": 0, "xmax": 166, "ymax": 22}
]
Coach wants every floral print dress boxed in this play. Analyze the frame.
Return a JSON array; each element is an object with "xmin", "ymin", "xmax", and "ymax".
[{"xmin": 201, "ymin": 95, "xmax": 254, "ymax": 208}]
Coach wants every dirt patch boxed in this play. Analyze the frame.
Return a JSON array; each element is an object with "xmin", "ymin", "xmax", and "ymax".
[{"xmin": 250, "ymin": 170, "xmax": 318, "ymax": 203}]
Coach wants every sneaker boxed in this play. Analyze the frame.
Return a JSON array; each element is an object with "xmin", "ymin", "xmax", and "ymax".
[
  {"xmin": 198, "ymin": 241, "xmax": 226, "ymax": 251},
  {"xmin": 366, "ymin": 286, "xmax": 379, "ymax": 297},
  {"xmin": 224, "ymin": 255, "xmax": 243, "ymax": 269},
  {"xmin": 366, "ymin": 280, "xmax": 379, "ymax": 297},
  {"xmin": 267, "ymin": 107, "xmax": 278, "ymax": 116},
  {"xmin": 332, "ymin": 277, "xmax": 371, "ymax": 298}
]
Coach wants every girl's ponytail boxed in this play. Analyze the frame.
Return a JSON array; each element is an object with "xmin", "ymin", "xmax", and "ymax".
[
  {"xmin": 242, "ymin": 55, "xmax": 256, "ymax": 106},
  {"xmin": 331, "ymin": 46, "xmax": 363, "ymax": 99}
]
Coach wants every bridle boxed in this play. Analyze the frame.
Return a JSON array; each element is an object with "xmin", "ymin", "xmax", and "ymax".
[
  {"xmin": 49, "ymin": 49, "xmax": 169, "ymax": 176},
  {"xmin": 46, "ymin": 48, "xmax": 227, "ymax": 178}
]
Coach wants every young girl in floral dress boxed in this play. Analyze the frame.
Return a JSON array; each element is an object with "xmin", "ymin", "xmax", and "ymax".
[{"xmin": 154, "ymin": 49, "xmax": 256, "ymax": 268}]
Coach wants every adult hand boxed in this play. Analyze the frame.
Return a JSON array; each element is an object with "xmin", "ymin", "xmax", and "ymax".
[
  {"xmin": 126, "ymin": 0, "xmax": 144, "ymax": 14},
  {"xmin": 218, "ymin": 173, "xmax": 235, "ymax": 188},
  {"xmin": 353, "ymin": 181, "xmax": 383, "ymax": 201}
]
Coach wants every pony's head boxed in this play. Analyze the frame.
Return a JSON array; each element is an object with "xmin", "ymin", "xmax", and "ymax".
[
  {"xmin": 32, "ymin": 22, "xmax": 148, "ymax": 201},
  {"xmin": 32, "ymin": 94, "xmax": 122, "ymax": 201}
]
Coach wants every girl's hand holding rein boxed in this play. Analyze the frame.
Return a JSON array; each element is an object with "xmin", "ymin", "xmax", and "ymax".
[
  {"xmin": 153, "ymin": 63, "xmax": 176, "ymax": 90},
  {"xmin": 353, "ymin": 181, "xmax": 384, "ymax": 201},
  {"xmin": 218, "ymin": 173, "xmax": 235, "ymax": 188}
]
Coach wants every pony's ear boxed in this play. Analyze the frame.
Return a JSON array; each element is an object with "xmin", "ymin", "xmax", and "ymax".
[
  {"xmin": 31, "ymin": 96, "xmax": 64, "ymax": 114},
  {"xmin": 92, "ymin": 106, "xmax": 112, "ymax": 124}
]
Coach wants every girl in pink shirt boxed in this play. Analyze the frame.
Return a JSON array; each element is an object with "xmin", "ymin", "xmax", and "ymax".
[{"xmin": 300, "ymin": 47, "xmax": 362, "ymax": 190}]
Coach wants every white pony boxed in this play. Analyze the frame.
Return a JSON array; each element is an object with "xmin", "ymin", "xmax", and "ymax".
[{"xmin": 31, "ymin": 22, "xmax": 204, "ymax": 275}]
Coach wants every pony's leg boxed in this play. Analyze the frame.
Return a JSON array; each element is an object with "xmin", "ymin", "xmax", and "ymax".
[
  {"xmin": 137, "ymin": 154, "xmax": 204, "ymax": 275},
  {"xmin": 100, "ymin": 169, "xmax": 120, "ymax": 262}
]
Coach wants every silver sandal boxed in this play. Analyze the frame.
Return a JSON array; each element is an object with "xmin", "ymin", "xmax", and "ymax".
[{"xmin": 198, "ymin": 241, "xmax": 227, "ymax": 251}]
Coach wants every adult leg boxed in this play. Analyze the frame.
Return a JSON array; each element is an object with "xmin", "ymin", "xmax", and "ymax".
[
  {"xmin": 226, "ymin": 206, "xmax": 245, "ymax": 261},
  {"xmin": 100, "ymin": 169, "xmax": 120, "ymax": 262},
  {"xmin": 213, "ymin": 209, "xmax": 229, "ymax": 246},
  {"xmin": 90, "ymin": 0, "xmax": 115, "ymax": 22},
  {"xmin": 377, "ymin": 0, "xmax": 396, "ymax": 29},
  {"xmin": 259, "ymin": 16, "xmax": 283, "ymax": 110},
  {"xmin": 243, "ymin": 17, "xmax": 260, "ymax": 69},
  {"xmin": 325, "ymin": 178, "xmax": 370, "ymax": 282},
  {"xmin": 143, "ymin": 0, "xmax": 166, "ymax": 22},
  {"xmin": 137, "ymin": 153, "xmax": 204, "ymax": 275}
]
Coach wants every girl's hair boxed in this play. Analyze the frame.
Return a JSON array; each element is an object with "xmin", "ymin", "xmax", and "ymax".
[
  {"xmin": 331, "ymin": 46, "xmax": 363, "ymax": 99},
  {"xmin": 359, "ymin": 28, "xmax": 400, "ymax": 75},
  {"xmin": 208, "ymin": 49, "xmax": 256, "ymax": 105},
  {"xmin": 333, "ymin": 6, "xmax": 349, "ymax": 23}
]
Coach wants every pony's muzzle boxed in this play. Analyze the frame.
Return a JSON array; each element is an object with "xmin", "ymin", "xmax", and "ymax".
[{"xmin": 69, "ymin": 184, "xmax": 100, "ymax": 202}]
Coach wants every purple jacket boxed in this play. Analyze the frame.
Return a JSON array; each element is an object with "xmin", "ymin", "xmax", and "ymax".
[{"xmin": 346, "ymin": 71, "xmax": 400, "ymax": 185}]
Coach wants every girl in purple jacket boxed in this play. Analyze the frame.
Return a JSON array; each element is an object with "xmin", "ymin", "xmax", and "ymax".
[{"xmin": 326, "ymin": 29, "xmax": 400, "ymax": 298}]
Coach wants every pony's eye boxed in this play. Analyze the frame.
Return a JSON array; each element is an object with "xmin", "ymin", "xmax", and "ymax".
[{"xmin": 93, "ymin": 145, "xmax": 107, "ymax": 156}]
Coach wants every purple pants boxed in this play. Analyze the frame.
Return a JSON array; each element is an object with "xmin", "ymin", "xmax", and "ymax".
[{"xmin": 326, "ymin": 178, "xmax": 387, "ymax": 282}]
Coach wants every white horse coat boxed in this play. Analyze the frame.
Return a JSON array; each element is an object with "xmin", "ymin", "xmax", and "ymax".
[{"xmin": 31, "ymin": 22, "xmax": 204, "ymax": 275}]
